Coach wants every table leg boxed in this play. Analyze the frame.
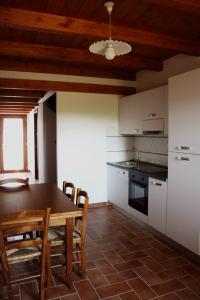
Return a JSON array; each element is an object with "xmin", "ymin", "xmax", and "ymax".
[{"xmin": 66, "ymin": 217, "xmax": 73, "ymax": 288}]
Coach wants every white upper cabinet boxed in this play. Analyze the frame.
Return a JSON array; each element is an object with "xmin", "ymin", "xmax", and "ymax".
[
  {"xmin": 141, "ymin": 85, "xmax": 168, "ymax": 120},
  {"xmin": 119, "ymin": 85, "xmax": 168, "ymax": 135},
  {"xmin": 169, "ymin": 68, "xmax": 200, "ymax": 154},
  {"xmin": 119, "ymin": 93, "xmax": 142, "ymax": 135}
]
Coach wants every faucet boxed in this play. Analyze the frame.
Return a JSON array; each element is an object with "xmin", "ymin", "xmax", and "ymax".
[{"xmin": 131, "ymin": 147, "xmax": 139, "ymax": 163}]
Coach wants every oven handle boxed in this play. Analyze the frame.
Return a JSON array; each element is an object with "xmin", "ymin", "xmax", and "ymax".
[{"xmin": 130, "ymin": 180, "xmax": 148, "ymax": 188}]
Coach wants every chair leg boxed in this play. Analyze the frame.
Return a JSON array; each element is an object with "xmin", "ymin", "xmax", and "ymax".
[
  {"xmin": 80, "ymin": 249, "xmax": 86, "ymax": 279},
  {"xmin": 46, "ymin": 244, "xmax": 52, "ymax": 287},
  {"xmin": 39, "ymin": 255, "xmax": 46, "ymax": 300},
  {"xmin": 1, "ymin": 254, "xmax": 14, "ymax": 299}
]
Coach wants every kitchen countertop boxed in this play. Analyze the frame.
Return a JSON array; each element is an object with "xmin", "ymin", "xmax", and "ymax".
[{"xmin": 107, "ymin": 161, "xmax": 168, "ymax": 181}]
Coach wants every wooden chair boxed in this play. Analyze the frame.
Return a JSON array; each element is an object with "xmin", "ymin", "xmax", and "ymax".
[
  {"xmin": 48, "ymin": 189, "xmax": 89, "ymax": 278},
  {"xmin": 63, "ymin": 181, "xmax": 76, "ymax": 203},
  {"xmin": 0, "ymin": 178, "xmax": 32, "ymax": 240},
  {"xmin": 0, "ymin": 178, "xmax": 29, "ymax": 187},
  {"xmin": 0, "ymin": 208, "xmax": 51, "ymax": 300}
]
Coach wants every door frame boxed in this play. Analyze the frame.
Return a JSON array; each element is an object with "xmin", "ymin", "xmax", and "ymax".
[{"xmin": 0, "ymin": 114, "xmax": 28, "ymax": 173}]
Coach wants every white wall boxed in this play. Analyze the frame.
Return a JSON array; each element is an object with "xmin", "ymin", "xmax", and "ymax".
[
  {"xmin": 137, "ymin": 54, "xmax": 200, "ymax": 91},
  {"xmin": 27, "ymin": 111, "xmax": 35, "ymax": 177},
  {"xmin": 57, "ymin": 92, "xmax": 120, "ymax": 203}
]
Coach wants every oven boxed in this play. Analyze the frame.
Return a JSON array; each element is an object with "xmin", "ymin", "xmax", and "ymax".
[{"xmin": 128, "ymin": 170, "xmax": 148, "ymax": 215}]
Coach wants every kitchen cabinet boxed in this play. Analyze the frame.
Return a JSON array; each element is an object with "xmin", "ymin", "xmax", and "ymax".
[
  {"xmin": 169, "ymin": 68, "xmax": 200, "ymax": 154},
  {"xmin": 148, "ymin": 177, "xmax": 167, "ymax": 234},
  {"xmin": 107, "ymin": 165, "xmax": 129, "ymax": 210},
  {"xmin": 119, "ymin": 94, "xmax": 142, "ymax": 135},
  {"xmin": 141, "ymin": 85, "xmax": 168, "ymax": 120},
  {"xmin": 119, "ymin": 85, "xmax": 168, "ymax": 135},
  {"xmin": 107, "ymin": 165, "xmax": 148, "ymax": 223},
  {"xmin": 167, "ymin": 152, "xmax": 200, "ymax": 255}
]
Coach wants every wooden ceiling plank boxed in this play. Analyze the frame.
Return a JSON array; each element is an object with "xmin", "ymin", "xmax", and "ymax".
[
  {"xmin": 0, "ymin": 97, "xmax": 38, "ymax": 105},
  {"xmin": 0, "ymin": 89, "xmax": 44, "ymax": 98},
  {"xmin": 0, "ymin": 41, "xmax": 162, "ymax": 71},
  {"xmin": 0, "ymin": 78, "xmax": 136, "ymax": 96},
  {"xmin": 0, "ymin": 59, "xmax": 135, "ymax": 80},
  {"xmin": 146, "ymin": 0, "xmax": 200, "ymax": 14},
  {"xmin": 0, "ymin": 106, "xmax": 35, "ymax": 109},
  {"xmin": 0, "ymin": 6, "xmax": 199, "ymax": 54}
]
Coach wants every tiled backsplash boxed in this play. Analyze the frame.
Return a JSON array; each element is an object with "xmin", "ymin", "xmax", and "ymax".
[{"xmin": 106, "ymin": 126, "xmax": 168, "ymax": 166}]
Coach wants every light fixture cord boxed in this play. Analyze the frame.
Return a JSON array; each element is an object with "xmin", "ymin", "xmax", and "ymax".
[{"xmin": 109, "ymin": 11, "xmax": 112, "ymax": 40}]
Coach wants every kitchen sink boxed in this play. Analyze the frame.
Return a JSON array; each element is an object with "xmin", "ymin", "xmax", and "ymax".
[{"xmin": 116, "ymin": 160, "xmax": 138, "ymax": 168}]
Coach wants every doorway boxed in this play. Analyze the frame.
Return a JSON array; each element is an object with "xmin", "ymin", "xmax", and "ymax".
[{"xmin": 0, "ymin": 115, "xmax": 28, "ymax": 173}]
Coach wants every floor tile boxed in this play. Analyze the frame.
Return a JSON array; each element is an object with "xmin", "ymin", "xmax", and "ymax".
[
  {"xmin": 119, "ymin": 291, "xmax": 140, "ymax": 300},
  {"xmin": 96, "ymin": 282, "xmax": 131, "ymax": 299},
  {"xmin": 87, "ymin": 268, "xmax": 109, "ymax": 287},
  {"xmin": 135, "ymin": 266, "xmax": 162, "ymax": 285},
  {"xmin": 114, "ymin": 259, "xmax": 143, "ymax": 272},
  {"xmin": 176, "ymin": 288, "xmax": 200, "ymax": 300},
  {"xmin": 105, "ymin": 269, "xmax": 137, "ymax": 284},
  {"xmin": 74, "ymin": 280, "xmax": 99, "ymax": 300},
  {"xmin": 128, "ymin": 278, "xmax": 156, "ymax": 299},
  {"xmin": 179, "ymin": 275, "xmax": 200, "ymax": 296},
  {"xmin": 151, "ymin": 279, "xmax": 185, "ymax": 296}
]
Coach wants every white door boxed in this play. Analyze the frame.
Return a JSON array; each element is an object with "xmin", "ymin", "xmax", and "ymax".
[
  {"xmin": 169, "ymin": 69, "xmax": 200, "ymax": 154},
  {"xmin": 167, "ymin": 152, "xmax": 200, "ymax": 255}
]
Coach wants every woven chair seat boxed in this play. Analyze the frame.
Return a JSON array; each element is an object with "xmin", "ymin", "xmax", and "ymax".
[
  {"xmin": 48, "ymin": 226, "xmax": 81, "ymax": 245},
  {"xmin": 7, "ymin": 246, "xmax": 41, "ymax": 263}
]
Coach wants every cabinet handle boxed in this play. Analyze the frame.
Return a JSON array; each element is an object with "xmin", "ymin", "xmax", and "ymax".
[
  {"xmin": 148, "ymin": 113, "xmax": 157, "ymax": 117},
  {"xmin": 176, "ymin": 146, "xmax": 191, "ymax": 150},
  {"xmin": 151, "ymin": 181, "xmax": 162, "ymax": 186},
  {"xmin": 176, "ymin": 156, "xmax": 190, "ymax": 161},
  {"xmin": 119, "ymin": 171, "xmax": 126, "ymax": 174}
]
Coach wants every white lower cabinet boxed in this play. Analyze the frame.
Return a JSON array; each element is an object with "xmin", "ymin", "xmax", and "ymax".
[
  {"xmin": 148, "ymin": 177, "xmax": 167, "ymax": 234},
  {"xmin": 167, "ymin": 152, "xmax": 200, "ymax": 255},
  {"xmin": 107, "ymin": 165, "xmax": 129, "ymax": 211}
]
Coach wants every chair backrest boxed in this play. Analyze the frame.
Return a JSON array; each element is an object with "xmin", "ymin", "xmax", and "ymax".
[
  {"xmin": 0, "ymin": 208, "xmax": 51, "ymax": 258},
  {"xmin": 63, "ymin": 181, "xmax": 76, "ymax": 203},
  {"xmin": 75, "ymin": 190, "xmax": 89, "ymax": 243},
  {"xmin": 0, "ymin": 178, "xmax": 29, "ymax": 188}
]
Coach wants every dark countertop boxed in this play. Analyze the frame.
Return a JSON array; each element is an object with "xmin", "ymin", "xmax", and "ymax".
[{"xmin": 107, "ymin": 161, "xmax": 168, "ymax": 181}]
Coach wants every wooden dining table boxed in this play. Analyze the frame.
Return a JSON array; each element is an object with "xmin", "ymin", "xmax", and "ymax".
[{"xmin": 0, "ymin": 182, "xmax": 82, "ymax": 288}]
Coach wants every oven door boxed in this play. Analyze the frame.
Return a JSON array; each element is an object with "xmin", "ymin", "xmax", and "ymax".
[{"xmin": 128, "ymin": 179, "xmax": 148, "ymax": 215}]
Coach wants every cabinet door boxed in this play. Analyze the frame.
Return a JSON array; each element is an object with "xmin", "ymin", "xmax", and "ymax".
[
  {"xmin": 142, "ymin": 86, "xmax": 168, "ymax": 120},
  {"xmin": 167, "ymin": 152, "xmax": 200, "ymax": 255},
  {"xmin": 148, "ymin": 177, "xmax": 167, "ymax": 234},
  {"xmin": 169, "ymin": 69, "xmax": 200, "ymax": 154},
  {"xmin": 119, "ymin": 94, "xmax": 142, "ymax": 135},
  {"xmin": 107, "ymin": 166, "xmax": 128, "ymax": 209}
]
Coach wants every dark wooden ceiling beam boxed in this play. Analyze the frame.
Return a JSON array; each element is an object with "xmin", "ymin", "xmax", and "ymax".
[
  {"xmin": 0, "ymin": 98, "xmax": 38, "ymax": 104},
  {"xmin": 0, "ymin": 105, "xmax": 35, "ymax": 109},
  {"xmin": 146, "ymin": 0, "xmax": 200, "ymax": 14},
  {"xmin": 0, "ymin": 78, "xmax": 136, "ymax": 96},
  {"xmin": 0, "ymin": 88, "xmax": 44, "ymax": 98},
  {"xmin": 0, "ymin": 7, "xmax": 200, "ymax": 54},
  {"xmin": 0, "ymin": 59, "xmax": 135, "ymax": 80},
  {"xmin": 0, "ymin": 41, "xmax": 162, "ymax": 71}
]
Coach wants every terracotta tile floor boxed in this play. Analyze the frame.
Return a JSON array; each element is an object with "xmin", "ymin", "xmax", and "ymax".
[{"xmin": 1, "ymin": 206, "xmax": 200, "ymax": 299}]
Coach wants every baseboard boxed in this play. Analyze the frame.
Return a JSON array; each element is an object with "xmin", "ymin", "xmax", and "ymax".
[{"xmin": 88, "ymin": 201, "xmax": 111, "ymax": 208}]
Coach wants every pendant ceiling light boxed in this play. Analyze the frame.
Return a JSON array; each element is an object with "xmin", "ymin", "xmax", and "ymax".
[{"xmin": 89, "ymin": 1, "xmax": 132, "ymax": 60}]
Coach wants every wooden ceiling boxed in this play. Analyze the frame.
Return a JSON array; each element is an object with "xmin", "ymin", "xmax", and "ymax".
[
  {"xmin": 0, "ymin": 88, "xmax": 45, "ymax": 114},
  {"xmin": 0, "ymin": 0, "xmax": 200, "ymax": 113}
]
